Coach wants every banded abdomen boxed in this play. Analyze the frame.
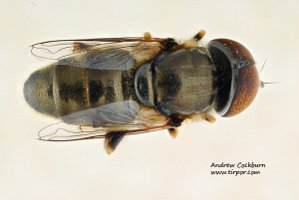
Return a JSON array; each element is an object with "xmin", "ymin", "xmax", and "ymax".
[{"xmin": 24, "ymin": 50, "xmax": 138, "ymax": 126}]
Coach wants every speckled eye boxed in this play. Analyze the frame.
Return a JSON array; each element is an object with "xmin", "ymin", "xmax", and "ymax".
[{"xmin": 208, "ymin": 39, "xmax": 260, "ymax": 117}]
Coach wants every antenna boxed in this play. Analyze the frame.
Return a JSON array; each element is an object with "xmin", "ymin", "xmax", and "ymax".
[
  {"xmin": 259, "ymin": 58, "xmax": 267, "ymax": 73},
  {"xmin": 260, "ymin": 81, "xmax": 281, "ymax": 88}
]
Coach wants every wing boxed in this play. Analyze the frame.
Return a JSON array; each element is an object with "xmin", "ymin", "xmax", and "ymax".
[
  {"xmin": 32, "ymin": 35, "xmax": 180, "ymax": 153},
  {"xmin": 37, "ymin": 101, "xmax": 171, "ymax": 141},
  {"xmin": 37, "ymin": 121, "xmax": 171, "ymax": 141},
  {"xmin": 31, "ymin": 36, "xmax": 168, "ymax": 61}
]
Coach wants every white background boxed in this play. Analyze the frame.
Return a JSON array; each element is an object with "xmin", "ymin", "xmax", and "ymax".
[{"xmin": 1, "ymin": 0, "xmax": 299, "ymax": 199}]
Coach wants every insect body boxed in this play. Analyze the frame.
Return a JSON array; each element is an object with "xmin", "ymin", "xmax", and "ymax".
[{"xmin": 24, "ymin": 31, "xmax": 260, "ymax": 153}]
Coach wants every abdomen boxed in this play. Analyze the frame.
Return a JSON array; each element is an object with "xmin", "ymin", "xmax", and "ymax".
[{"xmin": 24, "ymin": 60, "xmax": 136, "ymax": 126}]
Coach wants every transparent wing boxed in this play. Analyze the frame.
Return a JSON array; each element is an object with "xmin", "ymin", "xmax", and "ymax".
[
  {"xmin": 51, "ymin": 48, "xmax": 135, "ymax": 71},
  {"xmin": 37, "ymin": 122, "xmax": 107, "ymax": 141},
  {"xmin": 37, "ymin": 121, "xmax": 170, "ymax": 141},
  {"xmin": 31, "ymin": 37, "xmax": 166, "ymax": 60},
  {"xmin": 38, "ymin": 101, "xmax": 169, "ymax": 141}
]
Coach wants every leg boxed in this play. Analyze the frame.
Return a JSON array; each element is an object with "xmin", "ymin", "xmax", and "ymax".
[
  {"xmin": 143, "ymin": 31, "xmax": 179, "ymax": 50},
  {"xmin": 168, "ymin": 128, "xmax": 178, "ymax": 138},
  {"xmin": 182, "ymin": 30, "xmax": 206, "ymax": 48},
  {"xmin": 193, "ymin": 30, "xmax": 206, "ymax": 42},
  {"xmin": 167, "ymin": 115, "xmax": 184, "ymax": 138},
  {"xmin": 104, "ymin": 131, "xmax": 126, "ymax": 154},
  {"xmin": 200, "ymin": 113, "xmax": 216, "ymax": 123},
  {"xmin": 143, "ymin": 32, "xmax": 152, "ymax": 41},
  {"xmin": 168, "ymin": 114, "xmax": 184, "ymax": 127},
  {"xmin": 103, "ymin": 116, "xmax": 184, "ymax": 153},
  {"xmin": 161, "ymin": 38, "xmax": 180, "ymax": 50}
]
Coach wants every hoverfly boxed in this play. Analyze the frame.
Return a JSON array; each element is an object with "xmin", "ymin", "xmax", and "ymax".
[{"xmin": 24, "ymin": 30, "xmax": 260, "ymax": 154}]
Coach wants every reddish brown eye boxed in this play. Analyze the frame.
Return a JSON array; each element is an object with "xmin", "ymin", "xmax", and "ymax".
[{"xmin": 208, "ymin": 39, "xmax": 260, "ymax": 117}]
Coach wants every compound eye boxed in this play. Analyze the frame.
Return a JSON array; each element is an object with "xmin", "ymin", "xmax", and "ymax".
[{"xmin": 208, "ymin": 39, "xmax": 260, "ymax": 117}]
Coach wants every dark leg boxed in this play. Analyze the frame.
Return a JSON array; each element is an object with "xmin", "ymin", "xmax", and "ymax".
[
  {"xmin": 104, "ymin": 131, "xmax": 126, "ymax": 154},
  {"xmin": 103, "ymin": 116, "xmax": 185, "ymax": 153},
  {"xmin": 161, "ymin": 38, "xmax": 180, "ymax": 50},
  {"xmin": 168, "ymin": 114, "xmax": 184, "ymax": 127}
]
